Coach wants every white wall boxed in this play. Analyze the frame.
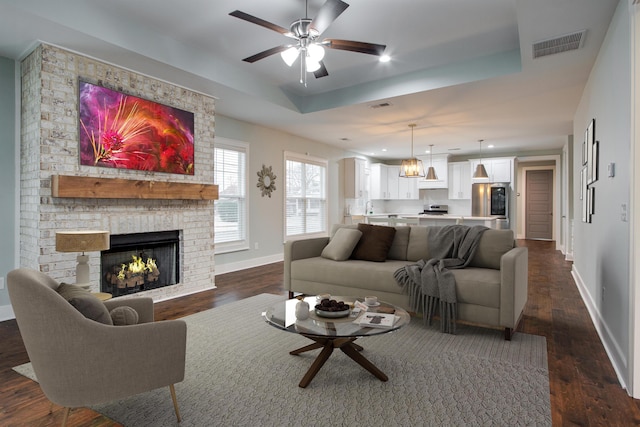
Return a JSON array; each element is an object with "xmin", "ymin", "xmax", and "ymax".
[
  {"xmin": 214, "ymin": 114, "xmax": 362, "ymax": 274},
  {"xmin": 572, "ymin": 0, "xmax": 631, "ymax": 389}
]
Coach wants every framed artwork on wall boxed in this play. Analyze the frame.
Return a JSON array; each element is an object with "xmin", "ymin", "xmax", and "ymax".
[
  {"xmin": 586, "ymin": 118, "xmax": 596, "ymax": 184},
  {"xmin": 78, "ymin": 81, "xmax": 195, "ymax": 175}
]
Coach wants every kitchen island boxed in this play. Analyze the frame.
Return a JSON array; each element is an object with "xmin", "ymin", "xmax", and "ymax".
[{"xmin": 365, "ymin": 214, "xmax": 503, "ymax": 228}]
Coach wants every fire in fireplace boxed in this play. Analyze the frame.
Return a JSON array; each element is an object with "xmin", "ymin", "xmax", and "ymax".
[{"xmin": 100, "ymin": 230, "xmax": 180, "ymax": 296}]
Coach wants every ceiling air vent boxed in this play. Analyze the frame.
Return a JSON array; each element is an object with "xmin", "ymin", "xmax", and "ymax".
[{"xmin": 532, "ymin": 30, "xmax": 586, "ymax": 59}]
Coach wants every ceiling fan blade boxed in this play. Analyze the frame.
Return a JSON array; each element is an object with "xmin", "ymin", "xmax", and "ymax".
[
  {"xmin": 242, "ymin": 45, "xmax": 290, "ymax": 63},
  {"xmin": 325, "ymin": 39, "xmax": 386, "ymax": 56},
  {"xmin": 229, "ymin": 10, "xmax": 291, "ymax": 36},
  {"xmin": 313, "ymin": 61, "xmax": 329, "ymax": 78},
  {"xmin": 310, "ymin": 0, "xmax": 349, "ymax": 35}
]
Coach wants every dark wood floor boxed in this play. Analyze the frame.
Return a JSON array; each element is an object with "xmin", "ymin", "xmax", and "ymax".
[{"xmin": 1, "ymin": 240, "xmax": 640, "ymax": 426}]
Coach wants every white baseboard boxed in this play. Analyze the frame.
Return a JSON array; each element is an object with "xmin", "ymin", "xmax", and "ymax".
[
  {"xmin": 214, "ymin": 253, "xmax": 283, "ymax": 276},
  {"xmin": 571, "ymin": 265, "xmax": 628, "ymax": 391},
  {"xmin": 0, "ymin": 304, "xmax": 15, "ymax": 321}
]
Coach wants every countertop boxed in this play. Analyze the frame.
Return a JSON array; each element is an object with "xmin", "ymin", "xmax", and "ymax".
[{"xmin": 364, "ymin": 213, "xmax": 498, "ymax": 221}]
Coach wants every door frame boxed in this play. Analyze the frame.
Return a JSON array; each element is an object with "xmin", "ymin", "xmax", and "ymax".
[{"xmin": 516, "ymin": 155, "xmax": 562, "ymax": 252}]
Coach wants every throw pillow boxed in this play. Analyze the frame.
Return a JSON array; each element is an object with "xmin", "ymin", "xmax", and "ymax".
[
  {"xmin": 56, "ymin": 283, "xmax": 113, "ymax": 325},
  {"xmin": 351, "ymin": 223, "xmax": 397, "ymax": 262},
  {"xmin": 321, "ymin": 228, "xmax": 363, "ymax": 261},
  {"xmin": 110, "ymin": 306, "xmax": 140, "ymax": 326}
]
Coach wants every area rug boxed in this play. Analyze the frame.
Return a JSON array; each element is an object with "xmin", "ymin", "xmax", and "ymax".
[{"xmin": 14, "ymin": 293, "xmax": 551, "ymax": 426}]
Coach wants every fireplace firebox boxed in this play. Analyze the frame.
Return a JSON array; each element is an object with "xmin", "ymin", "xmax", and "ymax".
[{"xmin": 101, "ymin": 230, "xmax": 180, "ymax": 296}]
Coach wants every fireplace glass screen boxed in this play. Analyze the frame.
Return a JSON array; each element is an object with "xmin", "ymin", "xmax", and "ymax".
[{"xmin": 101, "ymin": 230, "xmax": 180, "ymax": 296}]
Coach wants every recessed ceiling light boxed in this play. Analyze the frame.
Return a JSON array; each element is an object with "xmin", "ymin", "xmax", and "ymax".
[
  {"xmin": 424, "ymin": 150, "xmax": 430, "ymax": 154},
  {"xmin": 487, "ymin": 144, "xmax": 494, "ymax": 148},
  {"xmin": 379, "ymin": 54, "xmax": 391, "ymax": 63},
  {"xmin": 382, "ymin": 148, "xmax": 387, "ymax": 152}
]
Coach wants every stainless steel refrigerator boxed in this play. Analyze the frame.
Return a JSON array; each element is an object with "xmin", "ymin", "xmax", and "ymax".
[{"xmin": 471, "ymin": 183, "xmax": 509, "ymax": 229}]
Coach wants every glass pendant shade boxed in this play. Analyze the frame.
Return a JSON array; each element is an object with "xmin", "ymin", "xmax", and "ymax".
[
  {"xmin": 281, "ymin": 46, "xmax": 300, "ymax": 66},
  {"xmin": 306, "ymin": 60, "xmax": 321, "ymax": 72},
  {"xmin": 399, "ymin": 124, "xmax": 425, "ymax": 178},
  {"xmin": 307, "ymin": 43, "xmax": 325, "ymax": 62},
  {"xmin": 399, "ymin": 158, "xmax": 425, "ymax": 178}
]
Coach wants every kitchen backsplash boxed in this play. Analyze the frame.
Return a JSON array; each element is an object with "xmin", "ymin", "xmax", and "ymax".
[{"xmin": 346, "ymin": 189, "xmax": 472, "ymax": 216}]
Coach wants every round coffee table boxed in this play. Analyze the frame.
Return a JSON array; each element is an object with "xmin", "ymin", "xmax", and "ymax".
[{"xmin": 263, "ymin": 296, "xmax": 410, "ymax": 388}]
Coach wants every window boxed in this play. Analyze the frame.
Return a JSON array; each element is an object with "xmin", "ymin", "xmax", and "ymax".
[
  {"xmin": 214, "ymin": 139, "xmax": 248, "ymax": 253},
  {"xmin": 285, "ymin": 152, "xmax": 328, "ymax": 238}
]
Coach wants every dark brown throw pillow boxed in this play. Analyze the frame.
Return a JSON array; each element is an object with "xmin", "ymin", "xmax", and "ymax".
[
  {"xmin": 350, "ymin": 223, "xmax": 397, "ymax": 262},
  {"xmin": 56, "ymin": 283, "xmax": 113, "ymax": 325}
]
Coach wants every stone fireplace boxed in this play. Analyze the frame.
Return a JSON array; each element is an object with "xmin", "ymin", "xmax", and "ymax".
[{"xmin": 19, "ymin": 44, "xmax": 218, "ymax": 300}]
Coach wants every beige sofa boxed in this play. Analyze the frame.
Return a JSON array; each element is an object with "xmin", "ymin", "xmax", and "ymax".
[{"xmin": 284, "ymin": 224, "xmax": 528, "ymax": 340}]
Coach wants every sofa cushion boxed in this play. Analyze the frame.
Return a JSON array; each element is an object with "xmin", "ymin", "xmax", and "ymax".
[
  {"xmin": 321, "ymin": 228, "xmax": 363, "ymax": 261},
  {"xmin": 387, "ymin": 226, "xmax": 410, "ymax": 260},
  {"xmin": 406, "ymin": 226, "xmax": 431, "ymax": 262},
  {"xmin": 330, "ymin": 223, "xmax": 358, "ymax": 238},
  {"xmin": 291, "ymin": 257, "xmax": 413, "ymax": 294},
  {"xmin": 56, "ymin": 283, "xmax": 113, "ymax": 325},
  {"xmin": 110, "ymin": 306, "xmax": 140, "ymax": 325},
  {"xmin": 351, "ymin": 223, "xmax": 397, "ymax": 262},
  {"xmin": 468, "ymin": 229, "xmax": 515, "ymax": 270}
]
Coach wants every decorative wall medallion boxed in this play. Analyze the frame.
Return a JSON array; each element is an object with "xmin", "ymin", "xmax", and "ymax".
[{"xmin": 257, "ymin": 164, "xmax": 277, "ymax": 197}]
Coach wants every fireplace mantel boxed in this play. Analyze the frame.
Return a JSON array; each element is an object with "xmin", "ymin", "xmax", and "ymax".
[{"xmin": 51, "ymin": 175, "xmax": 218, "ymax": 200}]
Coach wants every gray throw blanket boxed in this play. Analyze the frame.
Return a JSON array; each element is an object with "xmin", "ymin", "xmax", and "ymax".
[{"xmin": 394, "ymin": 225, "xmax": 488, "ymax": 334}]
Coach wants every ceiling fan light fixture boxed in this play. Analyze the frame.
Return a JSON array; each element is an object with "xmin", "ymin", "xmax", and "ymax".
[
  {"xmin": 306, "ymin": 59, "xmax": 321, "ymax": 72},
  {"xmin": 281, "ymin": 46, "xmax": 299, "ymax": 66},
  {"xmin": 399, "ymin": 124, "xmax": 425, "ymax": 178},
  {"xmin": 307, "ymin": 43, "xmax": 325, "ymax": 62}
]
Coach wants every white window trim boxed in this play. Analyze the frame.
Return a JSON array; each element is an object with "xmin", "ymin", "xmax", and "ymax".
[
  {"xmin": 214, "ymin": 137, "xmax": 250, "ymax": 254},
  {"xmin": 283, "ymin": 151, "xmax": 329, "ymax": 241}
]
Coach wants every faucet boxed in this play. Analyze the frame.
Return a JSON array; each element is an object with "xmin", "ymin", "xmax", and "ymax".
[{"xmin": 365, "ymin": 200, "xmax": 373, "ymax": 214}]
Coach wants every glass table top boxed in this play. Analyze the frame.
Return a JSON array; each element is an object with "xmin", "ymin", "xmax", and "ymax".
[{"xmin": 263, "ymin": 296, "xmax": 410, "ymax": 338}]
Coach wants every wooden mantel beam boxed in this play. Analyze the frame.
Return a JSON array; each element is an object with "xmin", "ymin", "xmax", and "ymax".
[{"xmin": 51, "ymin": 175, "xmax": 218, "ymax": 201}]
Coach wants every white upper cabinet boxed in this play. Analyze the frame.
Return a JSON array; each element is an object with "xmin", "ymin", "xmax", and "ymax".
[
  {"xmin": 396, "ymin": 167, "xmax": 419, "ymax": 199},
  {"xmin": 344, "ymin": 157, "xmax": 369, "ymax": 199},
  {"xmin": 417, "ymin": 154, "xmax": 449, "ymax": 189},
  {"xmin": 370, "ymin": 164, "xmax": 392, "ymax": 199},
  {"xmin": 469, "ymin": 157, "xmax": 514, "ymax": 183},
  {"xmin": 448, "ymin": 162, "xmax": 471, "ymax": 199},
  {"xmin": 370, "ymin": 164, "xmax": 417, "ymax": 200}
]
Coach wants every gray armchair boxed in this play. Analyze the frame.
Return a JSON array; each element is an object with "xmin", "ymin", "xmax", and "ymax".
[{"xmin": 7, "ymin": 268, "xmax": 187, "ymax": 426}]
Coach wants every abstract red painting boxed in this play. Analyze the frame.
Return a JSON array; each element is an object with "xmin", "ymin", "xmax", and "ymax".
[{"xmin": 79, "ymin": 81, "xmax": 195, "ymax": 175}]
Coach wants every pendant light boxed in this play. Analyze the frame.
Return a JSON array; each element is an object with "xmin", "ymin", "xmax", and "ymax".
[
  {"xmin": 425, "ymin": 144, "xmax": 438, "ymax": 181},
  {"xmin": 399, "ymin": 124, "xmax": 425, "ymax": 178},
  {"xmin": 473, "ymin": 139, "xmax": 489, "ymax": 179}
]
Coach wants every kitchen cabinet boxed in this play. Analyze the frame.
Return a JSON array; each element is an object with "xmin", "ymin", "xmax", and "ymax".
[
  {"xmin": 397, "ymin": 170, "xmax": 419, "ymax": 199},
  {"xmin": 417, "ymin": 154, "xmax": 449, "ymax": 189},
  {"xmin": 370, "ymin": 164, "xmax": 418, "ymax": 200},
  {"xmin": 370, "ymin": 164, "xmax": 393, "ymax": 199},
  {"xmin": 448, "ymin": 162, "xmax": 471, "ymax": 199},
  {"xmin": 344, "ymin": 157, "xmax": 369, "ymax": 199},
  {"xmin": 469, "ymin": 157, "xmax": 513, "ymax": 183}
]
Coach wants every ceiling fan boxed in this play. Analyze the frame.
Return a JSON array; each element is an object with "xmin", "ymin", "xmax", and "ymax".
[{"xmin": 229, "ymin": 0, "xmax": 386, "ymax": 85}]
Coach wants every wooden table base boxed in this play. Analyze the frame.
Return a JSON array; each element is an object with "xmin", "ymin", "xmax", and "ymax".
[{"xmin": 290, "ymin": 335, "xmax": 388, "ymax": 388}]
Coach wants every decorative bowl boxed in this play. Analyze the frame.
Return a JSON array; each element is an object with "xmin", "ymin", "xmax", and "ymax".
[{"xmin": 315, "ymin": 308, "xmax": 351, "ymax": 318}]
